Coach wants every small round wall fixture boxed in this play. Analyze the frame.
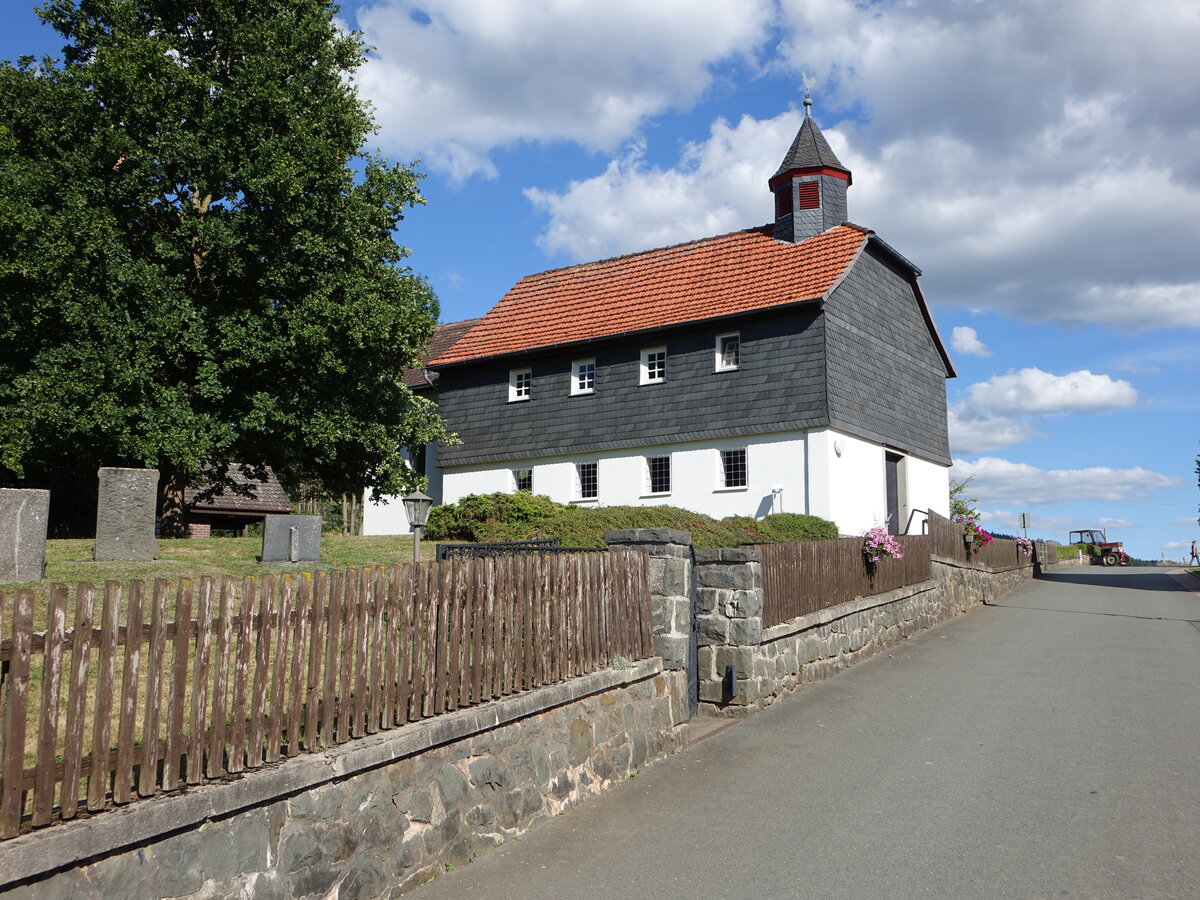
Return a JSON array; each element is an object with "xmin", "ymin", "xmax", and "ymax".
[{"xmin": 834, "ymin": 438, "xmax": 845, "ymax": 458}]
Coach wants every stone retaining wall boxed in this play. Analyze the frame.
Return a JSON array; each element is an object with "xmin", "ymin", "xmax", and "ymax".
[
  {"xmin": 699, "ymin": 551, "xmax": 1036, "ymax": 717},
  {"xmin": 2, "ymin": 660, "xmax": 687, "ymax": 898}
]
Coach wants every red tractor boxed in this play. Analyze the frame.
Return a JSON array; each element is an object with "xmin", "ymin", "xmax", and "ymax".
[{"xmin": 1068, "ymin": 529, "xmax": 1131, "ymax": 566}]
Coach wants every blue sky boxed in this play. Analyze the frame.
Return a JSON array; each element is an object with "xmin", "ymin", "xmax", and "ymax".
[{"xmin": 5, "ymin": 1, "xmax": 1198, "ymax": 560}]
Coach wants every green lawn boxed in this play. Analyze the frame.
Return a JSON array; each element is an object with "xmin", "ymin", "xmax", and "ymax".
[{"xmin": 2, "ymin": 534, "xmax": 437, "ymax": 609}]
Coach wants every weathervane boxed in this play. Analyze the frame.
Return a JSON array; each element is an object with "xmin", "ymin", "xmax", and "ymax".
[{"xmin": 801, "ymin": 72, "xmax": 816, "ymax": 116}]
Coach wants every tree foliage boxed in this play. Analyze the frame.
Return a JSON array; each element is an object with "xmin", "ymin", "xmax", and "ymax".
[
  {"xmin": 949, "ymin": 476, "xmax": 980, "ymax": 521},
  {"xmin": 0, "ymin": 0, "xmax": 446, "ymax": 532}
]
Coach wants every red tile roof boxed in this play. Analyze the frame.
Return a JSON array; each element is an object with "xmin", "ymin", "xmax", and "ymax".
[
  {"xmin": 402, "ymin": 317, "xmax": 482, "ymax": 387},
  {"xmin": 430, "ymin": 224, "xmax": 869, "ymax": 366}
]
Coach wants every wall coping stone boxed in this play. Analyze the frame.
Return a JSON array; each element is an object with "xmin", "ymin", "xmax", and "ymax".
[
  {"xmin": 0, "ymin": 657, "xmax": 664, "ymax": 891},
  {"xmin": 761, "ymin": 579, "xmax": 937, "ymax": 644},
  {"xmin": 695, "ymin": 548, "xmax": 761, "ymax": 564},
  {"xmin": 931, "ymin": 555, "xmax": 1033, "ymax": 575},
  {"xmin": 604, "ymin": 528, "xmax": 692, "ymax": 545}
]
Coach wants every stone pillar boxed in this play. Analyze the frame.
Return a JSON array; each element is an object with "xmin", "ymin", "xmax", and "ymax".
[
  {"xmin": 0, "ymin": 488, "xmax": 50, "ymax": 582},
  {"xmin": 603, "ymin": 529, "xmax": 692, "ymax": 671},
  {"xmin": 694, "ymin": 548, "xmax": 763, "ymax": 709},
  {"xmin": 95, "ymin": 467, "xmax": 159, "ymax": 562},
  {"xmin": 262, "ymin": 515, "xmax": 321, "ymax": 563}
]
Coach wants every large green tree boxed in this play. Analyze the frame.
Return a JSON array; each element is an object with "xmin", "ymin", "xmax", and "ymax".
[{"xmin": 0, "ymin": 0, "xmax": 447, "ymax": 534}]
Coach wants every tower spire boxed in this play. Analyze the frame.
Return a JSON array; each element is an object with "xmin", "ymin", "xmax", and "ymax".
[{"xmin": 769, "ymin": 83, "xmax": 851, "ymax": 243}]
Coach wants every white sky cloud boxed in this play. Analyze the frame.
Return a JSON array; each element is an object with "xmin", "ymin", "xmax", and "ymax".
[
  {"xmin": 526, "ymin": 113, "xmax": 802, "ymax": 259},
  {"xmin": 950, "ymin": 457, "xmax": 1184, "ymax": 506},
  {"xmin": 390, "ymin": 0, "xmax": 1200, "ymax": 330},
  {"xmin": 965, "ymin": 368, "xmax": 1137, "ymax": 417},
  {"xmin": 948, "ymin": 410, "xmax": 1039, "ymax": 455},
  {"xmin": 950, "ymin": 326, "xmax": 990, "ymax": 357},
  {"xmin": 355, "ymin": 0, "xmax": 772, "ymax": 180},
  {"xmin": 948, "ymin": 368, "xmax": 1136, "ymax": 454}
]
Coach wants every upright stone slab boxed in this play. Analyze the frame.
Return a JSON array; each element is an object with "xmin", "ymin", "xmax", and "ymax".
[
  {"xmin": 94, "ymin": 467, "xmax": 159, "ymax": 562},
  {"xmin": 262, "ymin": 515, "xmax": 321, "ymax": 563},
  {"xmin": 0, "ymin": 488, "xmax": 50, "ymax": 582}
]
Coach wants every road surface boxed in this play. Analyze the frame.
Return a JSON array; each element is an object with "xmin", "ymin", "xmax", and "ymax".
[{"xmin": 417, "ymin": 568, "xmax": 1200, "ymax": 899}]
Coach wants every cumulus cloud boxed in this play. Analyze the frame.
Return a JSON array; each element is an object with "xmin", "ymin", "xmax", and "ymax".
[
  {"xmin": 948, "ymin": 410, "xmax": 1040, "ymax": 455},
  {"xmin": 964, "ymin": 368, "xmax": 1137, "ymax": 416},
  {"xmin": 1098, "ymin": 518, "xmax": 1137, "ymax": 530},
  {"xmin": 948, "ymin": 368, "xmax": 1136, "ymax": 454},
  {"xmin": 949, "ymin": 457, "xmax": 1184, "ymax": 506},
  {"xmin": 526, "ymin": 113, "xmax": 804, "ymax": 259},
  {"xmin": 504, "ymin": 1, "xmax": 1200, "ymax": 329},
  {"xmin": 770, "ymin": 0, "xmax": 1200, "ymax": 330},
  {"xmin": 950, "ymin": 326, "xmax": 991, "ymax": 357},
  {"xmin": 354, "ymin": 0, "xmax": 772, "ymax": 179}
]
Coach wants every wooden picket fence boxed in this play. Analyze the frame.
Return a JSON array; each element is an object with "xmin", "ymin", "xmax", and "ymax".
[
  {"xmin": 756, "ymin": 535, "xmax": 933, "ymax": 628},
  {"xmin": 0, "ymin": 550, "xmax": 651, "ymax": 839},
  {"xmin": 927, "ymin": 510, "xmax": 1039, "ymax": 569}
]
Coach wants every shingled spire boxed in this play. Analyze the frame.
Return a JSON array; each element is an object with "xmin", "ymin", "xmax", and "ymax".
[{"xmin": 770, "ymin": 92, "xmax": 851, "ymax": 243}]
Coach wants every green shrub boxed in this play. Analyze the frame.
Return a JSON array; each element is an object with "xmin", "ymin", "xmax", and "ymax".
[{"xmin": 424, "ymin": 494, "xmax": 838, "ymax": 549}]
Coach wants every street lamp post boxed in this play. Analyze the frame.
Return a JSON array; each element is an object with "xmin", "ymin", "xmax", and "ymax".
[{"xmin": 402, "ymin": 490, "xmax": 433, "ymax": 565}]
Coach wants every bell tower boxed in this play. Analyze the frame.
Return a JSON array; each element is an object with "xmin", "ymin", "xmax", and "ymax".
[{"xmin": 770, "ymin": 92, "xmax": 851, "ymax": 243}]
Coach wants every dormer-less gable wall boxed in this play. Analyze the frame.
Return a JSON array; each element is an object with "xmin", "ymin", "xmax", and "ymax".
[
  {"xmin": 822, "ymin": 242, "xmax": 951, "ymax": 466},
  {"xmin": 436, "ymin": 309, "xmax": 829, "ymax": 468}
]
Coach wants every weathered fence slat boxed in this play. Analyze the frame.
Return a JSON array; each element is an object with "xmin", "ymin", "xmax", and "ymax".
[
  {"xmin": 1, "ymin": 590, "xmax": 33, "ymax": 837},
  {"xmin": 228, "ymin": 576, "xmax": 256, "ymax": 774},
  {"xmin": 113, "ymin": 581, "xmax": 145, "ymax": 804},
  {"xmin": 321, "ymin": 570, "xmax": 343, "ymax": 745},
  {"xmin": 32, "ymin": 584, "xmax": 68, "ymax": 825},
  {"xmin": 137, "ymin": 579, "xmax": 170, "ymax": 798},
  {"xmin": 87, "ymin": 582, "xmax": 120, "ymax": 810},
  {"xmin": 247, "ymin": 574, "xmax": 275, "ymax": 769},
  {"xmin": 304, "ymin": 571, "xmax": 328, "ymax": 751},
  {"xmin": 267, "ymin": 575, "xmax": 293, "ymax": 762},
  {"xmin": 208, "ymin": 578, "xmax": 235, "ymax": 779},
  {"xmin": 163, "ymin": 580, "xmax": 192, "ymax": 791},
  {"xmin": 187, "ymin": 578, "xmax": 214, "ymax": 783},
  {"xmin": 287, "ymin": 573, "xmax": 311, "ymax": 756},
  {"xmin": 60, "ymin": 583, "xmax": 95, "ymax": 819}
]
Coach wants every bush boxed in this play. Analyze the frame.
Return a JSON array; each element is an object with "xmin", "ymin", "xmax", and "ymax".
[{"xmin": 424, "ymin": 494, "xmax": 838, "ymax": 549}]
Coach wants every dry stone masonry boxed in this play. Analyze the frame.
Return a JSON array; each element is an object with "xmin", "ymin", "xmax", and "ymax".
[{"xmin": 2, "ymin": 662, "xmax": 686, "ymax": 898}]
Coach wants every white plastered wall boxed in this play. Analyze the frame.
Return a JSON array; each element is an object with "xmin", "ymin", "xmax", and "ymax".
[
  {"xmin": 361, "ymin": 444, "xmax": 444, "ymax": 536},
  {"xmin": 903, "ymin": 454, "xmax": 950, "ymax": 534},
  {"xmin": 805, "ymin": 429, "xmax": 886, "ymax": 535},
  {"xmin": 807, "ymin": 428, "xmax": 949, "ymax": 536},
  {"xmin": 440, "ymin": 432, "xmax": 809, "ymax": 520}
]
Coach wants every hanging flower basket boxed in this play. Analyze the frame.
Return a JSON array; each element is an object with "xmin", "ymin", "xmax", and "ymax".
[
  {"xmin": 862, "ymin": 525, "xmax": 904, "ymax": 572},
  {"xmin": 954, "ymin": 515, "xmax": 993, "ymax": 556}
]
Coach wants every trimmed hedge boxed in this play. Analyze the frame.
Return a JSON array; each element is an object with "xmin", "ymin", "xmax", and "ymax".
[{"xmin": 424, "ymin": 493, "xmax": 839, "ymax": 550}]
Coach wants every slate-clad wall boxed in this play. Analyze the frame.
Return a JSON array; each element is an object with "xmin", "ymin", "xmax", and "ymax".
[
  {"xmin": 823, "ymin": 242, "xmax": 951, "ymax": 465},
  {"xmin": 437, "ymin": 309, "xmax": 828, "ymax": 467}
]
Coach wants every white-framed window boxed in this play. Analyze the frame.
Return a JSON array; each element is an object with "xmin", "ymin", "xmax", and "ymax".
[
  {"xmin": 508, "ymin": 367, "xmax": 532, "ymax": 402},
  {"xmin": 639, "ymin": 347, "xmax": 666, "ymax": 385},
  {"xmin": 719, "ymin": 448, "xmax": 748, "ymax": 488},
  {"xmin": 576, "ymin": 462, "xmax": 598, "ymax": 500},
  {"xmin": 646, "ymin": 455, "xmax": 671, "ymax": 495},
  {"xmin": 715, "ymin": 332, "xmax": 740, "ymax": 371},
  {"xmin": 571, "ymin": 358, "xmax": 596, "ymax": 395},
  {"xmin": 513, "ymin": 468, "xmax": 533, "ymax": 492}
]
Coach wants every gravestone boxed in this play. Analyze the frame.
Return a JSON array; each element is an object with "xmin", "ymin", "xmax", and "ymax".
[
  {"xmin": 94, "ymin": 467, "xmax": 159, "ymax": 561},
  {"xmin": 0, "ymin": 488, "xmax": 51, "ymax": 582},
  {"xmin": 262, "ymin": 514, "xmax": 321, "ymax": 563}
]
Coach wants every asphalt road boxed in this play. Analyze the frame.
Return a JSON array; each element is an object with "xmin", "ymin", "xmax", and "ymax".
[{"xmin": 417, "ymin": 568, "xmax": 1200, "ymax": 900}]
